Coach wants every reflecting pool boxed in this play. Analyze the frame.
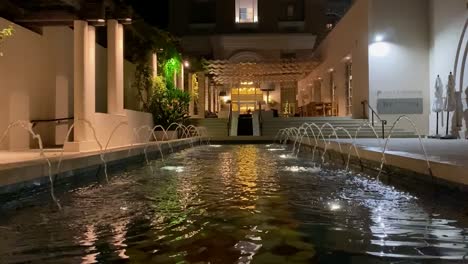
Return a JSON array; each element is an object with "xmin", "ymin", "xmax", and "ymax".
[{"xmin": 2, "ymin": 145, "xmax": 468, "ymax": 263}]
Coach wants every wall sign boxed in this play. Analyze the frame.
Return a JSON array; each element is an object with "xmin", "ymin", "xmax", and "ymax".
[{"xmin": 377, "ymin": 98, "xmax": 424, "ymax": 114}]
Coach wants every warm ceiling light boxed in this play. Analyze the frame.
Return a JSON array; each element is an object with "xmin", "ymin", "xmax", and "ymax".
[
  {"xmin": 87, "ymin": 18, "xmax": 106, "ymax": 26},
  {"xmin": 121, "ymin": 18, "xmax": 132, "ymax": 25},
  {"xmin": 184, "ymin": 60, "xmax": 190, "ymax": 68}
]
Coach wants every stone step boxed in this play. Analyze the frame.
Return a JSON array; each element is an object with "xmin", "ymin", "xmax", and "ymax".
[{"xmin": 190, "ymin": 117, "xmax": 418, "ymax": 139}]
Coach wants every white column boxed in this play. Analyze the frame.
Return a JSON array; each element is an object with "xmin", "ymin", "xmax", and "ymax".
[
  {"xmin": 198, "ymin": 72, "xmax": 206, "ymax": 118},
  {"xmin": 64, "ymin": 21, "xmax": 97, "ymax": 151},
  {"xmin": 107, "ymin": 19, "xmax": 124, "ymax": 115},
  {"xmin": 207, "ymin": 80, "xmax": 212, "ymax": 112},
  {"xmin": 179, "ymin": 64, "xmax": 184, "ymax": 91},
  {"xmin": 152, "ymin": 52, "xmax": 158, "ymax": 77},
  {"xmin": 188, "ymin": 73, "xmax": 195, "ymax": 116}
]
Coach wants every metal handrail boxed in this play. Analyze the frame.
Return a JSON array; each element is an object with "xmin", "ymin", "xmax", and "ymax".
[
  {"xmin": 31, "ymin": 117, "xmax": 73, "ymax": 128},
  {"xmin": 227, "ymin": 103, "xmax": 233, "ymax": 136},
  {"xmin": 258, "ymin": 103, "xmax": 263, "ymax": 136},
  {"xmin": 361, "ymin": 100, "xmax": 387, "ymax": 138}
]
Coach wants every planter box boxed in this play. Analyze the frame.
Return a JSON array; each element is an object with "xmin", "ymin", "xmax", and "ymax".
[{"xmin": 154, "ymin": 130, "xmax": 178, "ymax": 141}]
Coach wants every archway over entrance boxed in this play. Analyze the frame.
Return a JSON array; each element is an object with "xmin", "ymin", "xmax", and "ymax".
[{"xmin": 228, "ymin": 51, "xmax": 264, "ymax": 63}]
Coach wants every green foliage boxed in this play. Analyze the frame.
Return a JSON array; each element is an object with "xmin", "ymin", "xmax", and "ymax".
[
  {"xmin": 148, "ymin": 83, "xmax": 191, "ymax": 129},
  {"xmin": 0, "ymin": 25, "xmax": 14, "ymax": 56},
  {"xmin": 0, "ymin": 26, "xmax": 13, "ymax": 40},
  {"xmin": 163, "ymin": 57, "xmax": 181, "ymax": 89},
  {"xmin": 125, "ymin": 20, "xmax": 181, "ymax": 69},
  {"xmin": 133, "ymin": 65, "xmax": 165, "ymax": 112},
  {"xmin": 126, "ymin": 20, "xmax": 190, "ymax": 128},
  {"xmin": 133, "ymin": 63, "xmax": 152, "ymax": 112}
]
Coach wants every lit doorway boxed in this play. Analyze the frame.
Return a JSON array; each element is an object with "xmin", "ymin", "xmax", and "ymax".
[{"xmin": 231, "ymin": 85, "xmax": 262, "ymax": 114}]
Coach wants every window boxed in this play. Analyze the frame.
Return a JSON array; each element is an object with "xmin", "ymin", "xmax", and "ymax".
[
  {"xmin": 239, "ymin": 7, "xmax": 253, "ymax": 22},
  {"xmin": 279, "ymin": 0, "xmax": 304, "ymax": 21},
  {"xmin": 236, "ymin": 0, "xmax": 258, "ymax": 23}
]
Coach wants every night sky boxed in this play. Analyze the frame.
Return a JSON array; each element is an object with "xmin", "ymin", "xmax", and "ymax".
[{"xmin": 127, "ymin": 0, "xmax": 170, "ymax": 29}]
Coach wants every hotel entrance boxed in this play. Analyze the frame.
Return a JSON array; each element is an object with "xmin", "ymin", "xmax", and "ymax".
[
  {"xmin": 232, "ymin": 102, "xmax": 257, "ymax": 114},
  {"xmin": 230, "ymin": 85, "xmax": 263, "ymax": 114},
  {"xmin": 229, "ymin": 84, "xmax": 263, "ymax": 136}
]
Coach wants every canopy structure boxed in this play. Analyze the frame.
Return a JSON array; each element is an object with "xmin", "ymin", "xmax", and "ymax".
[{"xmin": 204, "ymin": 59, "xmax": 320, "ymax": 84}]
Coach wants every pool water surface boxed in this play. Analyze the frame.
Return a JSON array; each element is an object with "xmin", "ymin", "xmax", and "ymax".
[{"xmin": 1, "ymin": 144, "xmax": 468, "ymax": 263}]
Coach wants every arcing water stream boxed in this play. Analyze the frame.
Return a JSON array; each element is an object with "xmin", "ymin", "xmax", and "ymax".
[{"xmin": 0, "ymin": 120, "xmax": 208, "ymax": 210}]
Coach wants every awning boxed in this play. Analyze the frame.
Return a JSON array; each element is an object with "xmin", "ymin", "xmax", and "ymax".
[{"xmin": 204, "ymin": 59, "xmax": 319, "ymax": 84}]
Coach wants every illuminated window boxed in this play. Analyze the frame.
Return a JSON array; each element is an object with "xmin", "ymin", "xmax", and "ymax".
[
  {"xmin": 236, "ymin": 0, "xmax": 258, "ymax": 23},
  {"xmin": 239, "ymin": 7, "xmax": 253, "ymax": 22}
]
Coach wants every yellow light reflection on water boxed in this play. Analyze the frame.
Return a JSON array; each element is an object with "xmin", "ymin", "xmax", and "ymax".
[{"xmin": 235, "ymin": 146, "xmax": 259, "ymax": 209}]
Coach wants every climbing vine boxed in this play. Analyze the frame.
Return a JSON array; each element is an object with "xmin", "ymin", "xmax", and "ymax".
[
  {"xmin": 163, "ymin": 56, "xmax": 181, "ymax": 89},
  {"xmin": 192, "ymin": 73, "xmax": 199, "ymax": 115},
  {"xmin": 126, "ymin": 21, "xmax": 190, "ymax": 127}
]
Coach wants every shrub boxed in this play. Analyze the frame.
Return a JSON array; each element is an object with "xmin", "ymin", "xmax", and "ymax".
[{"xmin": 148, "ymin": 78, "xmax": 191, "ymax": 129}]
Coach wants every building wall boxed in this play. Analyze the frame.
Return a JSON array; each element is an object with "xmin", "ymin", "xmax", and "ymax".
[
  {"xmin": 368, "ymin": 0, "xmax": 431, "ymax": 134},
  {"xmin": 301, "ymin": 0, "xmax": 370, "ymax": 118},
  {"xmin": 0, "ymin": 18, "xmax": 58, "ymax": 150},
  {"xmin": 171, "ymin": 0, "xmax": 326, "ymax": 35},
  {"xmin": 302, "ymin": 0, "xmax": 435, "ymax": 134},
  {"xmin": 0, "ymin": 18, "xmax": 147, "ymax": 150},
  {"xmin": 429, "ymin": 0, "xmax": 468, "ymax": 137}
]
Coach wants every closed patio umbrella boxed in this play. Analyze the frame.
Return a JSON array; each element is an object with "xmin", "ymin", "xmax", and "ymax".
[
  {"xmin": 443, "ymin": 72, "xmax": 456, "ymax": 138},
  {"xmin": 431, "ymin": 75, "xmax": 444, "ymax": 136}
]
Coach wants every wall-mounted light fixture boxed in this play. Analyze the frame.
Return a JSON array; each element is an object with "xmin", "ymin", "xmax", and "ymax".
[
  {"xmin": 87, "ymin": 18, "xmax": 106, "ymax": 26},
  {"xmin": 184, "ymin": 60, "xmax": 190, "ymax": 68},
  {"xmin": 370, "ymin": 33, "xmax": 390, "ymax": 57},
  {"xmin": 375, "ymin": 34, "xmax": 384, "ymax": 42},
  {"xmin": 120, "ymin": 18, "xmax": 132, "ymax": 25}
]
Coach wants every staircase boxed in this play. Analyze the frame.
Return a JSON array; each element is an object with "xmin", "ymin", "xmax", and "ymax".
[
  {"xmin": 191, "ymin": 117, "xmax": 416, "ymax": 139},
  {"xmin": 262, "ymin": 117, "xmax": 416, "ymax": 138},
  {"xmin": 190, "ymin": 118, "xmax": 229, "ymax": 137}
]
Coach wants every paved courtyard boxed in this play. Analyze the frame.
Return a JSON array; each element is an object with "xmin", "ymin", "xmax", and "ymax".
[{"xmin": 332, "ymin": 138, "xmax": 468, "ymax": 167}]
